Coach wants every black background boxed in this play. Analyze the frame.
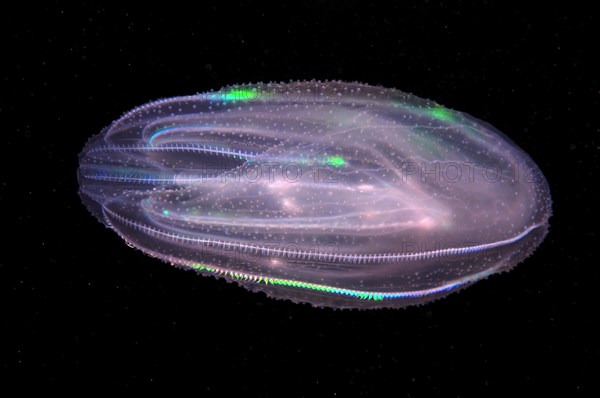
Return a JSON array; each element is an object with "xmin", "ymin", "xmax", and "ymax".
[{"xmin": 2, "ymin": 1, "xmax": 598, "ymax": 395}]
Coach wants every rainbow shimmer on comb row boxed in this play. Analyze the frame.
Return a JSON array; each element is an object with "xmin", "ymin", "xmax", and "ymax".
[{"xmin": 183, "ymin": 262, "xmax": 477, "ymax": 301}]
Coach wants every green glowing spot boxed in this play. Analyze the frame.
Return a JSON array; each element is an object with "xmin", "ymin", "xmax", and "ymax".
[
  {"xmin": 221, "ymin": 89, "xmax": 258, "ymax": 102},
  {"xmin": 325, "ymin": 156, "xmax": 346, "ymax": 167},
  {"xmin": 162, "ymin": 210, "xmax": 170, "ymax": 216},
  {"xmin": 430, "ymin": 106, "xmax": 454, "ymax": 122}
]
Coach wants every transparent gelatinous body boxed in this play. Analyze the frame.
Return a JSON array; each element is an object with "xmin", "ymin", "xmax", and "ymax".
[{"xmin": 78, "ymin": 81, "xmax": 551, "ymax": 309}]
